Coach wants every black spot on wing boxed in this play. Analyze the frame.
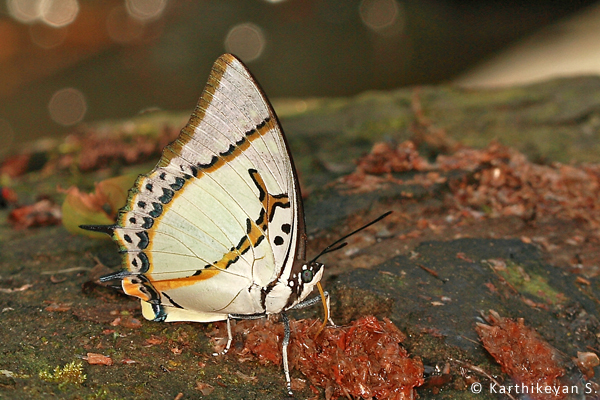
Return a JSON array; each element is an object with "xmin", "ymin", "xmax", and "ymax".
[
  {"xmin": 255, "ymin": 117, "xmax": 269, "ymax": 132},
  {"xmin": 245, "ymin": 117, "xmax": 269, "ymax": 137},
  {"xmin": 198, "ymin": 155, "xmax": 218, "ymax": 169},
  {"xmin": 170, "ymin": 177, "xmax": 185, "ymax": 191},
  {"xmin": 274, "ymin": 236, "xmax": 284, "ymax": 246},
  {"xmin": 142, "ymin": 217, "xmax": 154, "ymax": 229},
  {"xmin": 158, "ymin": 188, "xmax": 174, "ymax": 204},
  {"xmin": 130, "ymin": 252, "xmax": 150, "ymax": 273},
  {"xmin": 138, "ymin": 252, "xmax": 150, "ymax": 273},
  {"xmin": 219, "ymin": 144, "xmax": 236, "ymax": 157},
  {"xmin": 281, "ymin": 223, "xmax": 291, "ymax": 234},
  {"xmin": 149, "ymin": 202, "xmax": 163, "ymax": 218},
  {"xmin": 136, "ymin": 231, "xmax": 149, "ymax": 249}
]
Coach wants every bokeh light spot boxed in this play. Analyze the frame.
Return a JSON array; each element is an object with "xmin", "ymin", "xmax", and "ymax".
[
  {"xmin": 7, "ymin": 0, "xmax": 42, "ymax": 23},
  {"xmin": 106, "ymin": 5, "xmax": 145, "ymax": 44},
  {"xmin": 40, "ymin": 0, "xmax": 79, "ymax": 28},
  {"xmin": 48, "ymin": 88, "xmax": 87, "ymax": 126},
  {"xmin": 126, "ymin": 0, "xmax": 167, "ymax": 22},
  {"xmin": 29, "ymin": 23, "xmax": 68, "ymax": 48},
  {"xmin": 224, "ymin": 23, "xmax": 266, "ymax": 63},
  {"xmin": 359, "ymin": 0, "xmax": 403, "ymax": 34}
]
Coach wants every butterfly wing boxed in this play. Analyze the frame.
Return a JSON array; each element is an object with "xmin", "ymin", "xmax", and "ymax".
[{"xmin": 110, "ymin": 54, "xmax": 307, "ymax": 322}]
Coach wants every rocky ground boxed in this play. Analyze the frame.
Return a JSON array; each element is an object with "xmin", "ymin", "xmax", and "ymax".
[{"xmin": 1, "ymin": 77, "xmax": 600, "ymax": 399}]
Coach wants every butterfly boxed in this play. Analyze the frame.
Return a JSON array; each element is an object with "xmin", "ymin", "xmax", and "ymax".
[
  {"xmin": 81, "ymin": 54, "xmax": 390, "ymax": 395},
  {"xmin": 80, "ymin": 53, "xmax": 330, "ymax": 395}
]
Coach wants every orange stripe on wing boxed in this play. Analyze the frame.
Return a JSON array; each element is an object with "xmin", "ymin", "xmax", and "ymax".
[
  {"xmin": 147, "ymin": 217, "xmax": 266, "ymax": 291},
  {"xmin": 150, "ymin": 268, "xmax": 221, "ymax": 292}
]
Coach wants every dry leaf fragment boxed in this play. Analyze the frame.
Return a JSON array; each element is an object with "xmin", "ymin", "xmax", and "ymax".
[
  {"xmin": 195, "ymin": 381, "xmax": 214, "ymax": 395},
  {"xmin": 85, "ymin": 353, "xmax": 113, "ymax": 366}
]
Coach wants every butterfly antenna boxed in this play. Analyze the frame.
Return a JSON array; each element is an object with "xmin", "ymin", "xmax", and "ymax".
[{"xmin": 310, "ymin": 211, "xmax": 392, "ymax": 263}]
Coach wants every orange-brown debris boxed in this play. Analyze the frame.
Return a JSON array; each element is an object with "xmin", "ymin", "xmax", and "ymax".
[
  {"xmin": 476, "ymin": 310, "xmax": 565, "ymax": 400},
  {"xmin": 355, "ymin": 141, "xmax": 430, "ymax": 175},
  {"xmin": 346, "ymin": 141, "xmax": 600, "ymax": 231},
  {"xmin": 238, "ymin": 316, "xmax": 424, "ymax": 399},
  {"xmin": 8, "ymin": 198, "xmax": 61, "ymax": 229},
  {"xmin": 341, "ymin": 140, "xmax": 600, "ymax": 273}
]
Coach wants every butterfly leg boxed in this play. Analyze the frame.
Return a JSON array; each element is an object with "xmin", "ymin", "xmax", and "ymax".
[
  {"xmin": 281, "ymin": 311, "xmax": 293, "ymax": 396},
  {"xmin": 279, "ymin": 291, "xmax": 335, "ymax": 395},
  {"xmin": 212, "ymin": 316, "xmax": 234, "ymax": 356},
  {"xmin": 212, "ymin": 313, "xmax": 267, "ymax": 357},
  {"xmin": 289, "ymin": 291, "xmax": 336, "ymax": 327},
  {"xmin": 324, "ymin": 291, "xmax": 335, "ymax": 327},
  {"xmin": 222, "ymin": 312, "xmax": 294, "ymax": 395}
]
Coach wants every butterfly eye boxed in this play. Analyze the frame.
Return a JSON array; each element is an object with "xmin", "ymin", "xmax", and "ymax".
[{"xmin": 301, "ymin": 269, "xmax": 314, "ymax": 283}]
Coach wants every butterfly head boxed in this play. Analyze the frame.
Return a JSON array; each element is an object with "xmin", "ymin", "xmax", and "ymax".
[
  {"xmin": 300, "ymin": 261, "xmax": 323, "ymax": 285},
  {"xmin": 288, "ymin": 260, "xmax": 324, "ymax": 306}
]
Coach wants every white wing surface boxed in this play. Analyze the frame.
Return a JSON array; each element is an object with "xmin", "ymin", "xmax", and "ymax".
[{"xmin": 111, "ymin": 54, "xmax": 305, "ymax": 322}]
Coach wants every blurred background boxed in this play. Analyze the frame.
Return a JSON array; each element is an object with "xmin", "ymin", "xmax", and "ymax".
[{"xmin": 2, "ymin": 0, "xmax": 600, "ymax": 156}]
